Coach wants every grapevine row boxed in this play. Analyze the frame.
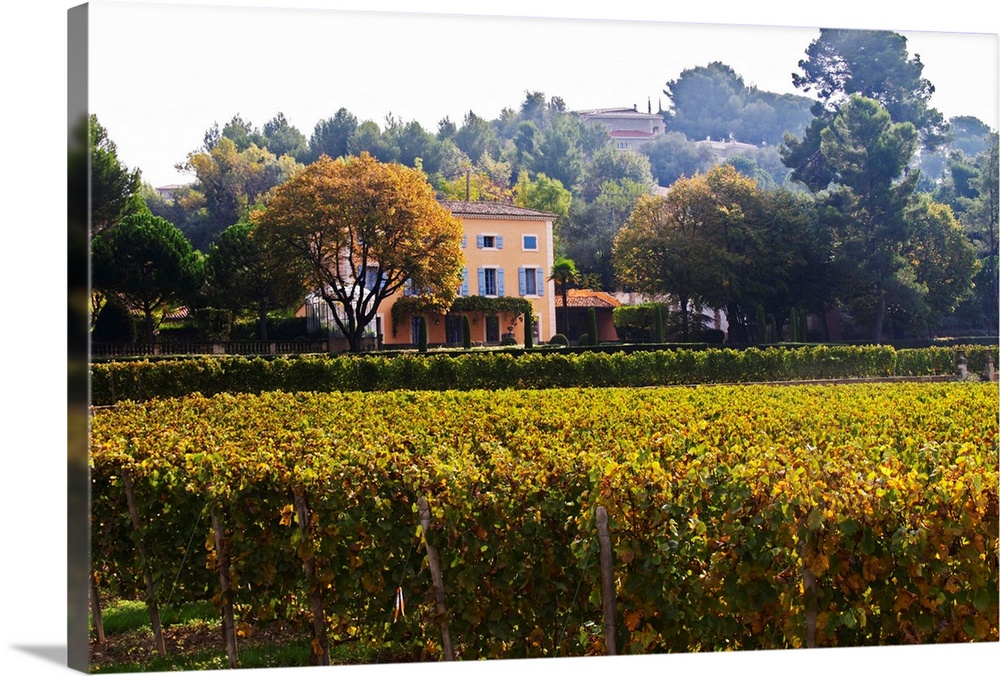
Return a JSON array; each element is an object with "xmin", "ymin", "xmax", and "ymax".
[{"xmin": 90, "ymin": 383, "xmax": 999, "ymax": 657}]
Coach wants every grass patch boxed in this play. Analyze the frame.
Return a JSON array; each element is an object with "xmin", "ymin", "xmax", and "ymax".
[
  {"xmin": 90, "ymin": 599, "xmax": 402, "ymax": 672},
  {"xmin": 92, "ymin": 599, "xmax": 217, "ymax": 637}
]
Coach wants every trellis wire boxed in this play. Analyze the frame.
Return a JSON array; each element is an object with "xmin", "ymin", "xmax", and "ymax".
[
  {"xmin": 554, "ymin": 534, "xmax": 594, "ymax": 656},
  {"xmin": 375, "ymin": 533, "xmax": 419, "ymax": 665}
]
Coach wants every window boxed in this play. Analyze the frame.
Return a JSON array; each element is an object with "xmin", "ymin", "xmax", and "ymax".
[
  {"xmin": 363, "ymin": 267, "xmax": 383, "ymax": 291},
  {"xmin": 485, "ymin": 316, "xmax": 500, "ymax": 343},
  {"xmin": 476, "ymin": 234, "xmax": 504, "ymax": 249},
  {"xmin": 524, "ymin": 270, "xmax": 537, "ymax": 295},
  {"xmin": 445, "ymin": 314, "xmax": 463, "ymax": 345},
  {"xmin": 483, "ymin": 268, "xmax": 497, "ymax": 296},
  {"xmin": 478, "ymin": 267, "xmax": 505, "ymax": 296},
  {"xmin": 518, "ymin": 267, "xmax": 544, "ymax": 297},
  {"xmin": 522, "ymin": 234, "xmax": 538, "ymax": 251}
]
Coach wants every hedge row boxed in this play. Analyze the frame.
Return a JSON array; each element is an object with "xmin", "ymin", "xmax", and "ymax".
[{"xmin": 90, "ymin": 344, "xmax": 998, "ymax": 405}]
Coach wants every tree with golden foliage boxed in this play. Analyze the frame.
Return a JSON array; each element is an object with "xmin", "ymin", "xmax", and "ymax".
[
  {"xmin": 613, "ymin": 166, "xmax": 749, "ymax": 340},
  {"xmin": 254, "ymin": 152, "xmax": 464, "ymax": 352}
]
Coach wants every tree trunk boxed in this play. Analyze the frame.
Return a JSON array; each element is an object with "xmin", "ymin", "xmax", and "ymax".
[
  {"xmin": 257, "ymin": 304, "xmax": 268, "ymax": 342},
  {"xmin": 347, "ymin": 329, "xmax": 363, "ymax": 353},
  {"xmin": 561, "ymin": 288, "xmax": 569, "ymax": 336},
  {"xmin": 144, "ymin": 305, "xmax": 156, "ymax": 348},
  {"xmin": 873, "ymin": 280, "xmax": 886, "ymax": 345},
  {"xmin": 680, "ymin": 297, "xmax": 690, "ymax": 342}
]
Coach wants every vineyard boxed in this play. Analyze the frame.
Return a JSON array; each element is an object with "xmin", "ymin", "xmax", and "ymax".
[{"xmin": 89, "ymin": 382, "xmax": 999, "ymax": 666}]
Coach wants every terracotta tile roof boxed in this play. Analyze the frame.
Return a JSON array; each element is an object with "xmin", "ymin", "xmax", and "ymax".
[
  {"xmin": 162, "ymin": 306, "xmax": 191, "ymax": 320},
  {"xmin": 439, "ymin": 200, "xmax": 556, "ymax": 221},
  {"xmin": 577, "ymin": 108, "xmax": 663, "ymax": 120},
  {"xmin": 554, "ymin": 289, "xmax": 622, "ymax": 309}
]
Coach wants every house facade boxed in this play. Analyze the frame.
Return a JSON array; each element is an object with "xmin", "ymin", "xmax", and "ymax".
[
  {"xmin": 577, "ymin": 106, "xmax": 665, "ymax": 151},
  {"xmin": 377, "ymin": 200, "xmax": 557, "ymax": 347}
]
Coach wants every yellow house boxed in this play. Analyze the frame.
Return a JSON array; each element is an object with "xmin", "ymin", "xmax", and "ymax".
[{"xmin": 379, "ymin": 200, "xmax": 557, "ymax": 347}]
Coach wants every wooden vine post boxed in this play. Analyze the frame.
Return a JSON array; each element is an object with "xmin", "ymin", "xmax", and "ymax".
[
  {"xmin": 595, "ymin": 506, "xmax": 618, "ymax": 656},
  {"xmin": 293, "ymin": 489, "xmax": 330, "ymax": 666},
  {"xmin": 417, "ymin": 497, "xmax": 455, "ymax": 661},
  {"xmin": 210, "ymin": 508, "xmax": 239, "ymax": 669},
  {"xmin": 803, "ymin": 566, "xmax": 818, "ymax": 648},
  {"xmin": 122, "ymin": 473, "xmax": 167, "ymax": 656}
]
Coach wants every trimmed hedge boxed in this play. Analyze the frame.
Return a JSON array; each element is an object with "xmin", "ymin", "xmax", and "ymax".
[{"xmin": 90, "ymin": 344, "xmax": 999, "ymax": 405}]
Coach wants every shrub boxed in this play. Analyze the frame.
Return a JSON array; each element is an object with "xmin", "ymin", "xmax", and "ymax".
[
  {"xmin": 549, "ymin": 333, "xmax": 569, "ymax": 347},
  {"xmin": 612, "ymin": 303, "xmax": 670, "ymax": 343},
  {"xmin": 90, "ymin": 345, "xmax": 1000, "ymax": 405},
  {"xmin": 702, "ymin": 328, "xmax": 726, "ymax": 344},
  {"xmin": 92, "ymin": 300, "xmax": 137, "ymax": 343},
  {"xmin": 417, "ymin": 316, "xmax": 428, "ymax": 353},
  {"xmin": 230, "ymin": 316, "xmax": 309, "ymax": 341},
  {"xmin": 192, "ymin": 307, "xmax": 232, "ymax": 342}
]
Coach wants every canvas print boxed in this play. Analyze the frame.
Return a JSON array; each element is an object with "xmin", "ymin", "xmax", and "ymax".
[{"xmin": 68, "ymin": 1, "xmax": 999, "ymax": 673}]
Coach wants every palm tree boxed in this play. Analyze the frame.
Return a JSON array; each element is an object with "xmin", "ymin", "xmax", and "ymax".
[{"xmin": 550, "ymin": 256, "xmax": 578, "ymax": 337}]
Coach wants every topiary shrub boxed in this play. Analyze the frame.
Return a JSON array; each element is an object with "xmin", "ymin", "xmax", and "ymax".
[
  {"xmin": 193, "ymin": 308, "xmax": 233, "ymax": 342},
  {"xmin": 702, "ymin": 328, "xmax": 726, "ymax": 344},
  {"xmin": 92, "ymin": 300, "xmax": 137, "ymax": 343},
  {"xmin": 549, "ymin": 333, "xmax": 569, "ymax": 347},
  {"xmin": 613, "ymin": 303, "xmax": 670, "ymax": 343},
  {"xmin": 587, "ymin": 308, "xmax": 599, "ymax": 346},
  {"xmin": 418, "ymin": 316, "xmax": 428, "ymax": 353}
]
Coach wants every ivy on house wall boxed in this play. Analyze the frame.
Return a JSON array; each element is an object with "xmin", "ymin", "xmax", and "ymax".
[{"xmin": 391, "ymin": 295, "xmax": 533, "ymax": 336}]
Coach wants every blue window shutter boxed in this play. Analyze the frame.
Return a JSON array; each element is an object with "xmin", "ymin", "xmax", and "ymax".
[
  {"xmin": 476, "ymin": 234, "xmax": 484, "ymax": 249},
  {"xmin": 462, "ymin": 234, "xmax": 467, "ymax": 248},
  {"xmin": 518, "ymin": 267, "xmax": 526, "ymax": 296},
  {"xmin": 460, "ymin": 268, "xmax": 468, "ymax": 297},
  {"xmin": 536, "ymin": 268, "xmax": 544, "ymax": 297},
  {"xmin": 496, "ymin": 235, "xmax": 504, "ymax": 249},
  {"xmin": 478, "ymin": 267, "xmax": 486, "ymax": 295},
  {"xmin": 497, "ymin": 268, "xmax": 505, "ymax": 296}
]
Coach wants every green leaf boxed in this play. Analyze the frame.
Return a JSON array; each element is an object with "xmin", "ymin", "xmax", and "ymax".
[{"xmin": 806, "ymin": 508, "xmax": 824, "ymax": 530}]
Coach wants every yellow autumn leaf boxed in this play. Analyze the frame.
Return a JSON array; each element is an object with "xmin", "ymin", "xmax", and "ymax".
[{"xmin": 624, "ymin": 610, "xmax": 642, "ymax": 631}]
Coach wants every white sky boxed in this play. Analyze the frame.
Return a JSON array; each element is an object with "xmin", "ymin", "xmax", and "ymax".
[{"xmin": 86, "ymin": 0, "xmax": 999, "ymax": 187}]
